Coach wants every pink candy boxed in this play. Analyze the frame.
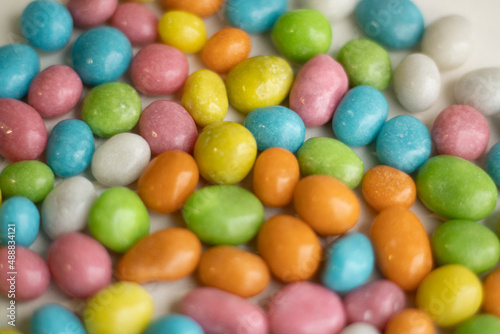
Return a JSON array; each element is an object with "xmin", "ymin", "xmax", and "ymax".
[
  {"xmin": 67, "ymin": 0, "xmax": 118, "ymax": 28},
  {"xmin": 111, "ymin": 3, "xmax": 159, "ymax": 46}
]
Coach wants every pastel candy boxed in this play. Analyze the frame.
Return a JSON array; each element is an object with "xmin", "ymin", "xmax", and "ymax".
[
  {"xmin": 0, "ymin": 44, "xmax": 39, "ymax": 99},
  {"xmin": 225, "ymin": 0, "xmax": 287, "ymax": 33},
  {"xmin": 340, "ymin": 323, "xmax": 381, "ymax": 334},
  {"xmin": 455, "ymin": 315, "xmax": 500, "ymax": 334},
  {"xmin": 201, "ymin": 27, "xmax": 251, "ymax": 73},
  {"xmin": 110, "ymin": 3, "xmax": 158, "ymax": 46},
  {"xmin": 161, "ymin": 0, "xmax": 223, "ymax": 17},
  {"xmin": 483, "ymin": 267, "xmax": 500, "ymax": 318},
  {"xmin": 158, "ymin": 11, "xmax": 207, "ymax": 53},
  {"xmin": 385, "ymin": 309, "xmax": 435, "ymax": 334},
  {"xmin": 67, "ymin": 0, "xmax": 118, "ymax": 28},
  {"xmin": 31, "ymin": 304, "xmax": 85, "ymax": 334},
  {"xmin": 455, "ymin": 67, "xmax": 500, "ymax": 116},
  {"xmin": 486, "ymin": 141, "xmax": 500, "ymax": 186},
  {"xmin": 0, "ymin": 196, "xmax": 39, "ymax": 248},
  {"xmin": 144, "ymin": 314, "xmax": 204, "ymax": 334}
]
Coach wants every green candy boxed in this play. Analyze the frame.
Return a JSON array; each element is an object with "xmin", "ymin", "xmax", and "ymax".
[
  {"xmin": 182, "ymin": 185, "xmax": 264, "ymax": 245},
  {"xmin": 0, "ymin": 161, "xmax": 54, "ymax": 203},
  {"xmin": 416, "ymin": 155, "xmax": 497, "ymax": 221},
  {"xmin": 454, "ymin": 315, "xmax": 500, "ymax": 334},
  {"xmin": 431, "ymin": 220, "xmax": 500, "ymax": 274},
  {"xmin": 89, "ymin": 187, "xmax": 150, "ymax": 253},
  {"xmin": 337, "ymin": 38, "xmax": 392, "ymax": 90},
  {"xmin": 271, "ymin": 9, "xmax": 332, "ymax": 64},
  {"xmin": 82, "ymin": 82, "xmax": 142, "ymax": 137},
  {"xmin": 296, "ymin": 137, "xmax": 364, "ymax": 189}
]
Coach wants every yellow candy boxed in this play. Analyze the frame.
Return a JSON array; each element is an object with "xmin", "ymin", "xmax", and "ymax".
[
  {"xmin": 83, "ymin": 282, "xmax": 154, "ymax": 334},
  {"xmin": 226, "ymin": 55, "xmax": 294, "ymax": 114},
  {"xmin": 416, "ymin": 264, "xmax": 482, "ymax": 327},
  {"xmin": 194, "ymin": 121, "xmax": 257, "ymax": 185},
  {"xmin": 0, "ymin": 329, "xmax": 23, "ymax": 334},
  {"xmin": 158, "ymin": 11, "xmax": 206, "ymax": 53},
  {"xmin": 182, "ymin": 69, "xmax": 228, "ymax": 127}
]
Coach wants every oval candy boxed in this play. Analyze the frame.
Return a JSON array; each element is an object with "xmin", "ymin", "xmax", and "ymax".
[
  {"xmin": 385, "ymin": 309, "xmax": 436, "ymax": 334},
  {"xmin": 483, "ymin": 267, "xmax": 500, "ymax": 318},
  {"xmin": 0, "ymin": 44, "xmax": 40, "ymax": 99},
  {"xmin": 454, "ymin": 315, "xmax": 500, "ymax": 334},
  {"xmin": 144, "ymin": 314, "xmax": 204, "ymax": 334},
  {"xmin": 455, "ymin": 67, "xmax": 500, "ymax": 116},
  {"xmin": 31, "ymin": 304, "xmax": 85, "ymax": 334},
  {"xmin": 0, "ymin": 196, "xmax": 39, "ymax": 248},
  {"xmin": 225, "ymin": 0, "xmax": 287, "ymax": 33}
]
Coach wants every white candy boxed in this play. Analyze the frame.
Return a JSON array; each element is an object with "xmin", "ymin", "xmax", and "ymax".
[
  {"xmin": 393, "ymin": 53, "xmax": 441, "ymax": 113},
  {"xmin": 91, "ymin": 133, "xmax": 151, "ymax": 187},
  {"xmin": 339, "ymin": 323, "xmax": 381, "ymax": 334},
  {"xmin": 421, "ymin": 15, "xmax": 472, "ymax": 70},
  {"xmin": 41, "ymin": 176, "xmax": 97, "ymax": 239},
  {"xmin": 455, "ymin": 67, "xmax": 500, "ymax": 116},
  {"xmin": 298, "ymin": 0, "xmax": 357, "ymax": 21}
]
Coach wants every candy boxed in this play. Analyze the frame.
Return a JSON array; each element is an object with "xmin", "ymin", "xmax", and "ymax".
[
  {"xmin": 432, "ymin": 105, "xmax": 489, "ymax": 160},
  {"xmin": 354, "ymin": 0, "xmax": 424, "ymax": 49},
  {"xmin": 376, "ymin": 115, "xmax": 431, "ymax": 173},
  {"xmin": 252, "ymin": 147, "xmax": 300, "ymax": 207},
  {"xmin": 161, "ymin": 0, "xmax": 223, "ymax": 17},
  {"xmin": 182, "ymin": 69, "xmax": 228, "ymax": 127},
  {"xmin": 83, "ymin": 282, "xmax": 154, "ymax": 334},
  {"xmin": 201, "ymin": 28, "xmax": 251, "ymax": 73},
  {"xmin": 110, "ymin": 3, "xmax": 158, "ymax": 46},
  {"xmin": 72, "ymin": 27, "xmax": 132, "ymax": 86},
  {"xmin": 225, "ymin": 0, "xmax": 287, "ymax": 33},
  {"xmin": 28, "ymin": 65, "xmax": 82, "ymax": 118},
  {"xmin": 421, "ymin": 15, "xmax": 472, "ymax": 70},
  {"xmin": 181, "ymin": 287, "xmax": 268, "ymax": 334},
  {"xmin": 257, "ymin": 214, "xmax": 321, "ymax": 282},
  {"xmin": 194, "ymin": 121, "xmax": 256, "ymax": 184},
  {"xmin": 0, "ymin": 246, "xmax": 50, "ymax": 301},
  {"xmin": 183, "ymin": 185, "xmax": 264, "ymax": 245},
  {"xmin": 226, "ymin": 56, "xmax": 293, "ymax": 114},
  {"xmin": 197, "ymin": 245, "xmax": 270, "ymax": 297},
  {"xmin": 296, "ymin": 137, "xmax": 364, "ymax": 189},
  {"xmin": 131, "ymin": 44, "xmax": 189, "ymax": 96},
  {"xmin": 431, "ymin": 220, "xmax": 500, "ymax": 274},
  {"xmin": 322, "ymin": 233, "xmax": 374, "ymax": 292},
  {"xmin": 339, "ymin": 323, "xmax": 381, "ymax": 334},
  {"xmin": 298, "ymin": 0, "xmax": 357, "ymax": 21},
  {"xmin": 48, "ymin": 232, "xmax": 112, "ymax": 299},
  {"xmin": 455, "ymin": 315, "xmax": 500, "ymax": 334},
  {"xmin": 82, "ymin": 82, "xmax": 142, "ymax": 137},
  {"xmin": 21, "ymin": 0, "xmax": 73, "ymax": 52},
  {"xmin": 158, "ymin": 11, "xmax": 206, "ymax": 53},
  {"xmin": 290, "ymin": 54, "xmax": 349, "ymax": 127},
  {"xmin": 268, "ymin": 282, "xmax": 346, "ymax": 334},
  {"xmin": 344, "ymin": 280, "xmax": 406, "ymax": 330},
  {"xmin": 88, "ymin": 187, "xmax": 150, "ymax": 253},
  {"xmin": 455, "ymin": 67, "xmax": 500, "ymax": 116},
  {"xmin": 67, "ymin": 0, "xmax": 118, "ymax": 28},
  {"xmin": 393, "ymin": 54, "xmax": 441, "ymax": 112},
  {"xmin": 416, "ymin": 155, "xmax": 497, "ymax": 220},
  {"xmin": 371, "ymin": 207, "xmax": 433, "ymax": 291},
  {"xmin": 0, "ymin": 160, "xmax": 54, "ymax": 203},
  {"xmin": 0, "ymin": 44, "xmax": 39, "ymax": 99},
  {"xmin": 244, "ymin": 106, "xmax": 306, "ymax": 153},
  {"xmin": 361, "ymin": 165, "xmax": 416, "ymax": 212},
  {"xmin": 294, "ymin": 175, "xmax": 360, "ymax": 235},
  {"xmin": 486, "ymin": 142, "xmax": 500, "ymax": 186},
  {"xmin": 337, "ymin": 38, "xmax": 392, "ymax": 91},
  {"xmin": 41, "ymin": 176, "xmax": 96, "ymax": 239},
  {"xmin": 416, "ymin": 264, "xmax": 482, "ymax": 327},
  {"xmin": 0, "ymin": 329, "xmax": 22, "ymax": 334},
  {"xmin": 31, "ymin": 304, "xmax": 85, "ymax": 334},
  {"xmin": 0, "ymin": 98, "xmax": 47, "ymax": 162},
  {"xmin": 332, "ymin": 85, "xmax": 389, "ymax": 146},
  {"xmin": 483, "ymin": 267, "xmax": 500, "ymax": 317},
  {"xmin": 117, "ymin": 228, "xmax": 201, "ymax": 283},
  {"xmin": 0, "ymin": 197, "xmax": 39, "ymax": 248},
  {"xmin": 385, "ymin": 309, "xmax": 435, "ymax": 334},
  {"xmin": 144, "ymin": 314, "xmax": 204, "ymax": 334}
]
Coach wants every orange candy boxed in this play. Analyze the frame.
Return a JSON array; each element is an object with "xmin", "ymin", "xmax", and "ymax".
[
  {"xmin": 257, "ymin": 214, "xmax": 321, "ymax": 283},
  {"xmin": 252, "ymin": 147, "xmax": 300, "ymax": 207},
  {"xmin": 117, "ymin": 228, "xmax": 202, "ymax": 283},
  {"xmin": 198, "ymin": 245, "xmax": 270, "ymax": 297},
  {"xmin": 361, "ymin": 165, "xmax": 416, "ymax": 211},
  {"xmin": 370, "ymin": 206, "xmax": 433, "ymax": 291},
  {"xmin": 483, "ymin": 267, "xmax": 500, "ymax": 317},
  {"xmin": 201, "ymin": 27, "xmax": 252, "ymax": 73},
  {"xmin": 161, "ymin": 0, "xmax": 223, "ymax": 17},
  {"xmin": 385, "ymin": 309, "xmax": 436, "ymax": 334},
  {"xmin": 293, "ymin": 174, "xmax": 359, "ymax": 235},
  {"xmin": 137, "ymin": 150, "xmax": 199, "ymax": 214}
]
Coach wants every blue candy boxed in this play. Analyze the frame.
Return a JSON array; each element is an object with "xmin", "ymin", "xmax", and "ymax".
[
  {"xmin": 72, "ymin": 27, "xmax": 132, "ymax": 86},
  {"xmin": 244, "ymin": 106, "xmax": 306, "ymax": 153},
  {"xmin": 332, "ymin": 85, "xmax": 389, "ymax": 147},
  {"xmin": 486, "ymin": 141, "xmax": 500, "ymax": 186},
  {"xmin": 21, "ymin": 0, "xmax": 73, "ymax": 52},
  {"xmin": 144, "ymin": 314, "xmax": 204, "ymax": 334},
  {"xmin": 46, "ymin": 119, "xmax": 95, "ymax": 177},
  {"xmin": 31, "ymin": 304, "xmax": 86, "ymax": 334},
  {"xmin": 322, "ymin": 232, "xmax": 375, "ymax": 293},
  {"xmin": 354, "ymin": 0, "xmax": 424, "ymax": 49},
  {"xmin": 0, "ymin": 196, "xmax": 40, "ymax": 248},
  {"xmin": 376, "ymin": 115, "xmax": 431, "ymax": 173},
  {"xmin": 225, "ymin": 0, "xmax": 287, "ymax": 33},
  {"xmin": 0, "ymin": 44, "xmax": 39, "ymax": 99}
]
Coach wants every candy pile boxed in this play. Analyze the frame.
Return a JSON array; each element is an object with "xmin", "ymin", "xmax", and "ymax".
[{"xmin": 0, "ymin": 0, "xmax": 500, "ymax": 333}]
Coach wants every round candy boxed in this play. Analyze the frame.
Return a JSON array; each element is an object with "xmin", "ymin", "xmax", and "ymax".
[
  {"xmin": 201, "ymin": 27, "xmax": 251, "ymax": 73},
  {"xmin": 88, "ymin": 187, "xmax": 150, "ymax": 253},
  {"xmin": 385, "ymin": 309, "xmax": 435, "ymax": 334},
  {"xmin": 225, "ymin": 0, "xmax": 287, "ymax": 33},
  {"xmin": 161, "ymin": 0, "xmax": 223, "ymax": 17},
  {"xmin": 0, "ymin": 197, "xmax": 39, "ymax": 248},
  {"xmin": 455, "ymin": 315, "xmax": 500, "ymax": 334},
  {"xmin": 131, "ymin": 44, "xmax": 189, "ymax": 96},
  {"xmin": 340, "ymin": 323, "xmax": 381, "ymax": 334},
  {"xmin": 299, "ymin": 0, "xmax": 357, "ymax": 21},
  {"xmin": 337, "ymin": 38, "xmax": 392, "ymax": 90},
  {"xmin": 31, "ymin": 304, "xmax": 85, "ymax": 334},
  {"xmin": 455, "ymin": 67, "xmax": 500, "ymax": 116},
  {"xmin": 486, "ymin": 141, "xmax": 500, "ymax": 186},
  {"xmin": 483, "ymin": 267, "xmax": 500, "ymax": 318},
  {"xmin": 0, "ymin": 44, "xmax": 39, "ymax": 99},
  {"xmin": 82, "ymin": 82, "xmax": 142, "ymax": 137},
  {"xmin": 110, "ymin": 3, "xmax": 158, "ymax": 45},
  {"xmin": 21, "ymin": 0, "xmax": 73, "ymax": 52},
  {"xmin": 67, "ymin": 0, "xmax": 118, "ymax": 28},
  {"xmin": 144, "ymin": 314, "xmax": 204, "ymax": 334},
  {"xmin": 28, "ymin": 65, "xmax": 82, "ymax": 118},
  {"xmin": 158, "ymin": 11, "xmax": 206, "ymax": 53},
  {"xmin": 72, "ymin": 26, "xmax": 132, "ymax": 86},
  {"xmin": 0, "ymin": 98, "xmax": 47, "ymax": 162}
]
